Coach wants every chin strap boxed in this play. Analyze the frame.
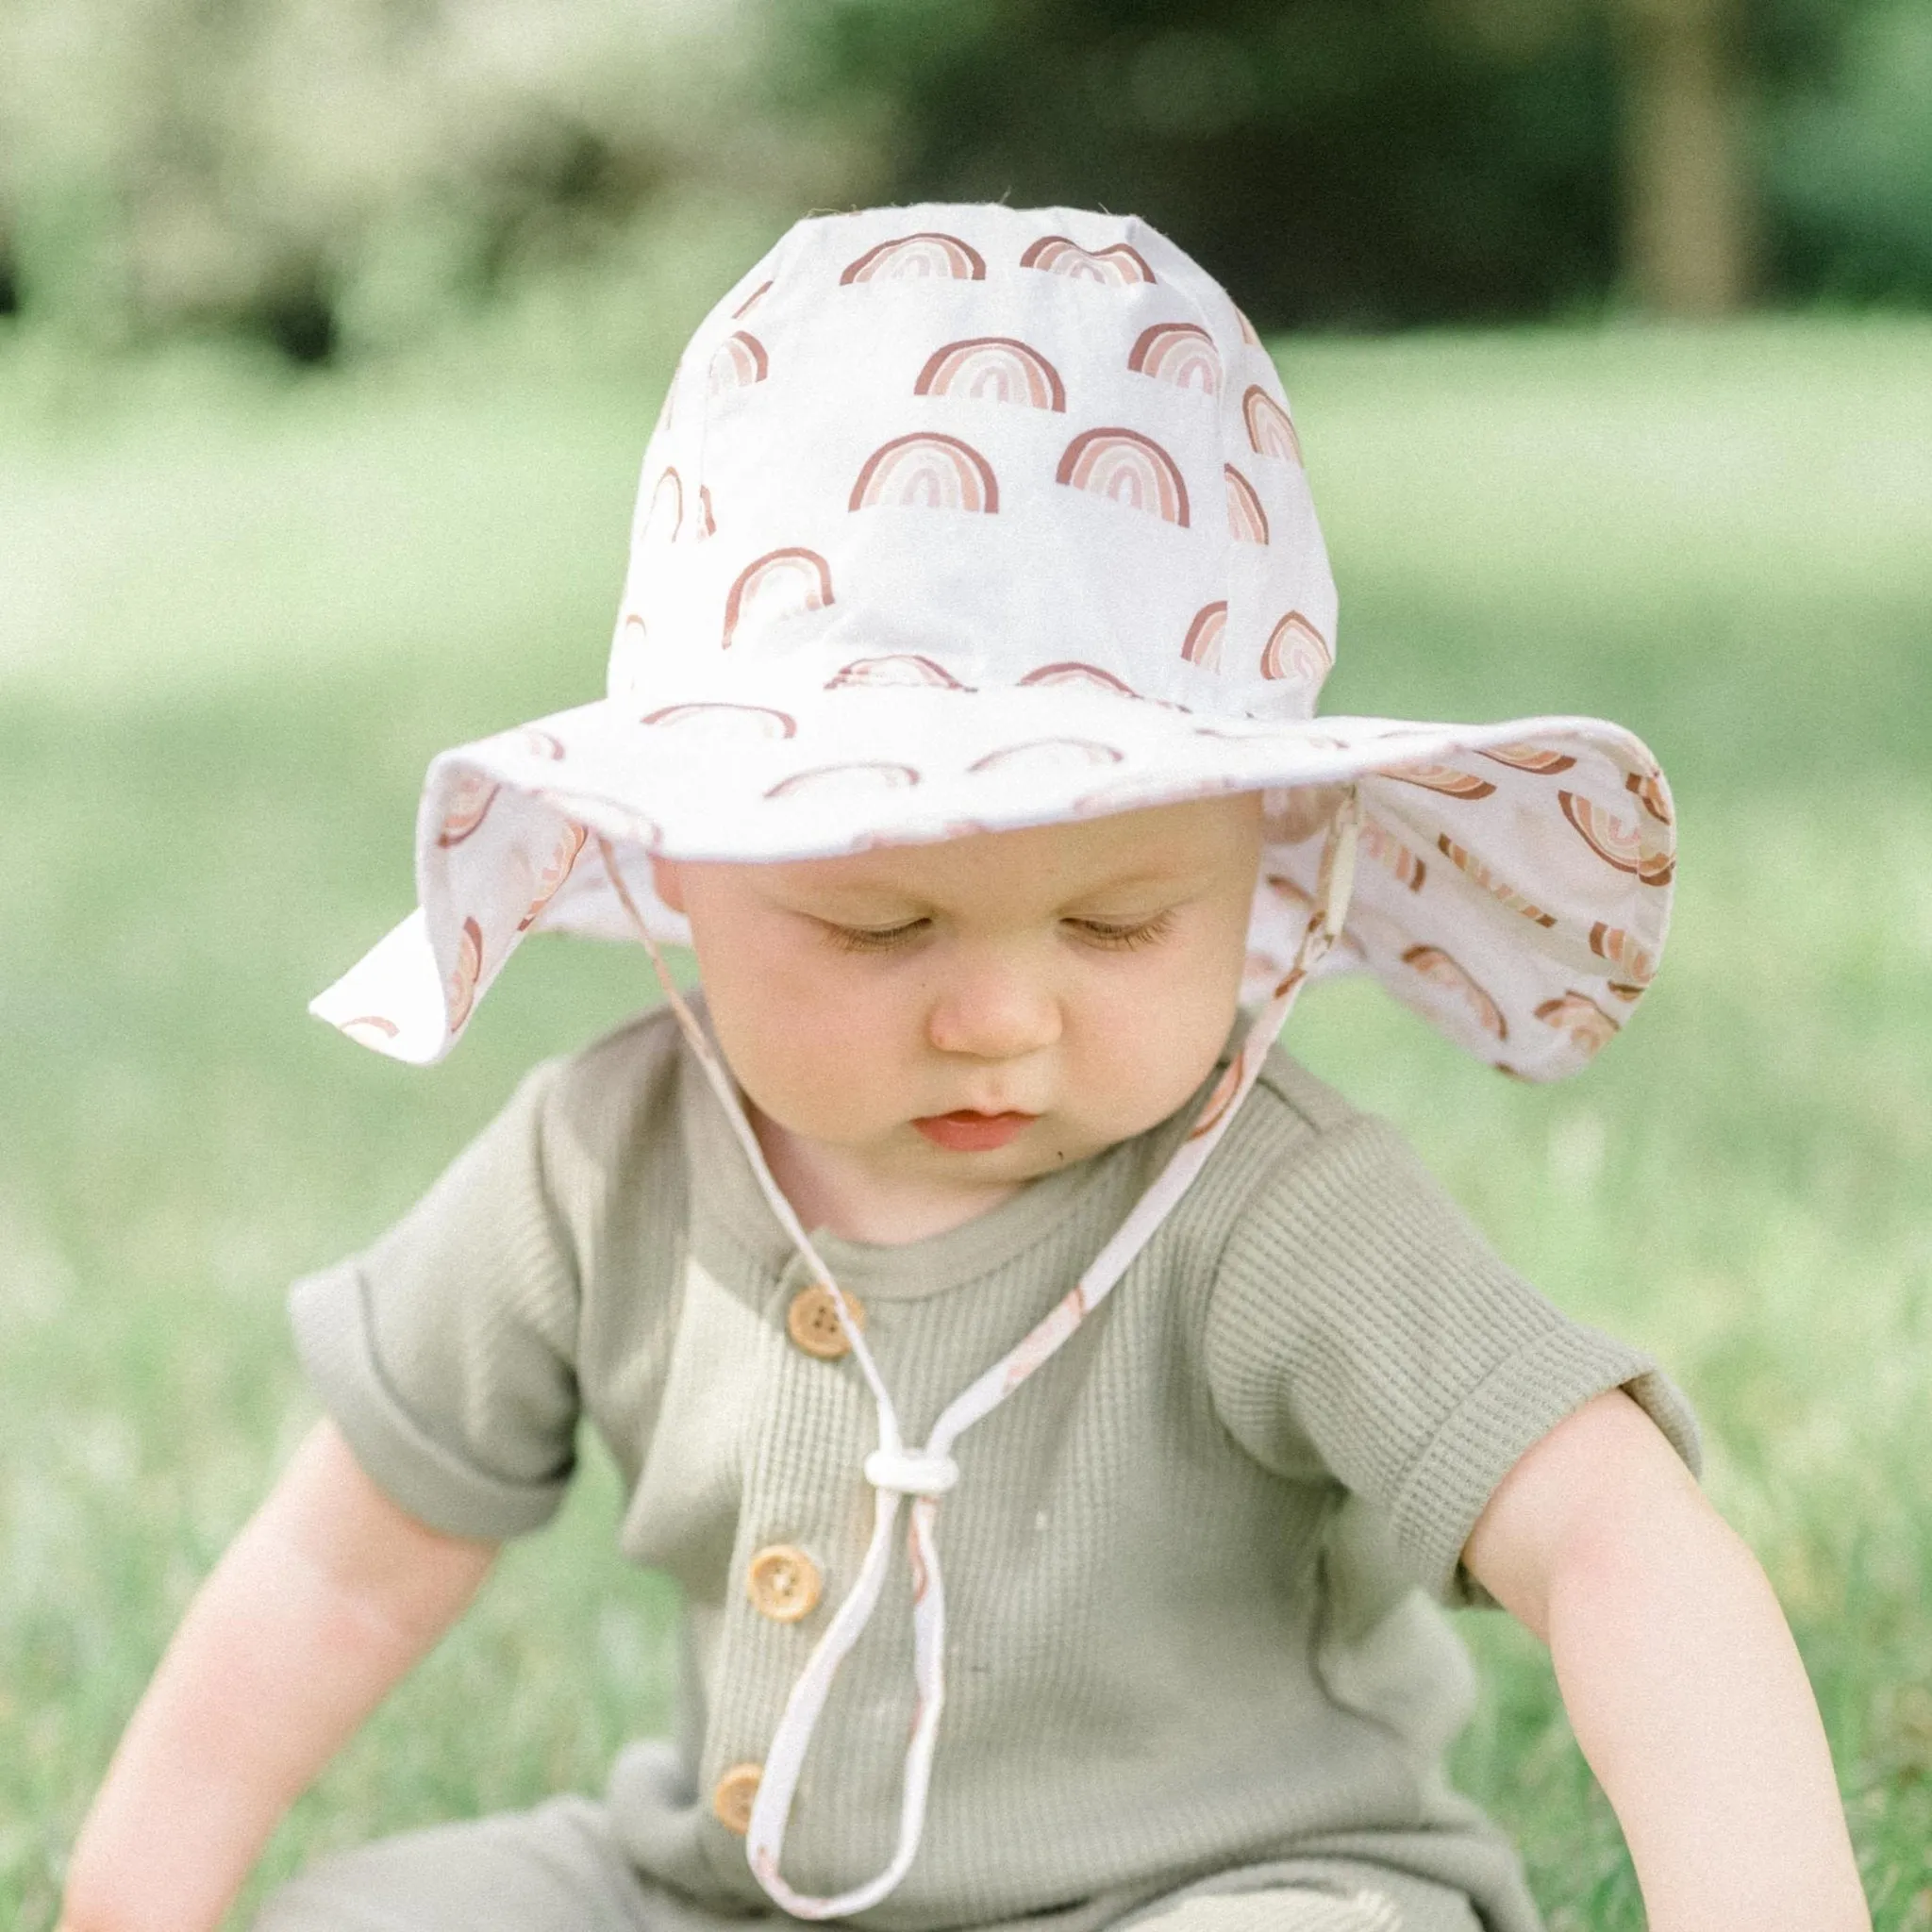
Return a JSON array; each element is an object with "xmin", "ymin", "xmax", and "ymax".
[{"xmin": 594, "ymin": 791, "xmax": 1360, "ymax": 1920}]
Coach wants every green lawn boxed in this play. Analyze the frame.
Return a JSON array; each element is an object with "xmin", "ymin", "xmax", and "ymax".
[{"xmin": 3, "ymin": 316, "xmax": 1929, "ymax": 1928}]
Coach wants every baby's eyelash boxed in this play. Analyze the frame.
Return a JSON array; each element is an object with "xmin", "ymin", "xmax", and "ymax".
[
  {"xmin": 1065, "ymin": 911, "xmax": 1176, "ymax": 952},
  {"xmin": 822, "ymin": 919, "xmax": 929, "ymax": 954}
]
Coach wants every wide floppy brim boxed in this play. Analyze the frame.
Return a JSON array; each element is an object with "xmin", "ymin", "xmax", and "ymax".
[{"xmin": 311, "ymin": 683, "xmax": 1674, "ymax": 1080}]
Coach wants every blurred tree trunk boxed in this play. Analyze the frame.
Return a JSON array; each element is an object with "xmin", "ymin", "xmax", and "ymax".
[{"xmin": 1614, "ymin": 0, "xmax": 1755, "ymax": 313}]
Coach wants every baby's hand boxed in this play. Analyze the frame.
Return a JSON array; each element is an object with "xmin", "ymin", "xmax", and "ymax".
[{"xmin": 1466, "ymin": 1391, "xmax": 1869, "ymax": 1931}]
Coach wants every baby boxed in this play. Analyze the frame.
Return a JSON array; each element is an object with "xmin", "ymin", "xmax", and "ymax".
[{"xmin": 61, "ymin": 206, "xmax": 1867, "ymax": 1932}]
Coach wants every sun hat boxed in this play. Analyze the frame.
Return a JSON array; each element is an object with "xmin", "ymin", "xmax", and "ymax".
[
  {"xmin": 313, "ymin": 200, "xmax": 1674, "ymax": 1081},
  {"xmin": 308, "ymin": 203, "xmax": 1677, "ymax": 1918}
]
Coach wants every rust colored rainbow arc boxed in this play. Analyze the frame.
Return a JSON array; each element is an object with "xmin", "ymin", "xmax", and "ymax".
[
  {"xmin": 915, "ymin": 337, "xmax": 1066, "ymax": 411},
  {"xmin": 519, "ymin": 823, "xmax": 589, "ymax": 932},
  {"xmin": 643, "ymin": 466, "xmax": 683, "ymax": 542},
  {"xmin": 967, "ymin": 738, "xmax": 1124, "ymax": 774},
  {"xmin": 1375, "ymin": 761, "xmax": 1496, "ymax": 800},
  {"xmin": 436, "ymin": 775, "xmax": 499, "ymax": 847},
  {"xmin": 841, "ymin": 232, "xmax": 987, "ymax": 284},
  {"xmin": 733, "ymin": 280, "xmax": 773, "ymax": 318},
  {"xmin": 1181, "ymin": 603, "xmax": 1227, "ymax": 671},
  {"xmin": 1559, "ymin": 791, "xmax": 1674, "ymax": 885},
  {"xmin": 1020, "ymin": 236, "xmax": 1157, "ymax": 285},
  {"xmin": 708, "ymin": 331, "xmax": 769, "ymax": 391},
  {"xmin": 1056, "ymin": 427, "xmax": 1190, "ymax": 526},
  {"xmin": 721, "ymin": 548, "xmax": 835, "ymax": 648},
  {"xmin": 850, "ymin": 433, "xmax": 999, "ymax": 514},
  {"xmin": 1436, "ymin": 835, "xmax": 1557, "ymax": 926},
  {"xmin": 1242, "ymin": 386, "xmax": 1302, "ymax": 463},
  {"xmin": 1018, "ymin": 661, "xmax": 1139, "ymax": 696},
  {"xmin": 763, "ymin": 762, "xmax": 923, "ymax": 799},
  {"xmin": 1535, "ymin": 991, "xmax": 1622, "ymax": 1058},
  {"xmin": 641, "ymin": 703, "xmax": 798, "ymax": 739},
  {"xmin": 1234, "ymin": 305, "xmax": 1263, "ymax": 347},
  {"xmin": 1259, "ymin": 611, "xmax": 1329, "ymax": 682},
  {"xmin": 1479, "ymin": 742, "xmax": 1576, "ymax": 775},
  {"xmin": 1359, "ymin": 818, "xmax": 1427, "ymax": 892},
  {"xmin": 1224, "ymin": 466, "xmax": 1269, "ymax": 544},
  {"xmin": 446, "ymin": 917, "xmax": 485, "ymax": 1033},
  {"xmin": 1129, "ymin": 322, "xmax": 1221, "ymax": 393},
  {"xmin": 826, "ymin": 655, "xmax": 972, "ymax": 691},
  {"xmin": 1402, "ymin": 944, "xmax": 1508, "ymax": 1041}
]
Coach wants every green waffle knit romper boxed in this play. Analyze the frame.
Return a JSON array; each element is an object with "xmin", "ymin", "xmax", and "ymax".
[{"xmin": 271, "ymin": 1006, "xmax": 1698, "ymax": 1932}]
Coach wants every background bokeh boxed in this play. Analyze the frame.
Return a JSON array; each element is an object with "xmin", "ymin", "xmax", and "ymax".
[{"xmin": 3, "ymin": 5, "xmax": 1930, "ymax": 1928}]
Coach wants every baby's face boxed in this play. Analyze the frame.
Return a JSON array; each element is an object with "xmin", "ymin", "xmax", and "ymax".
[{"xmin": 652, "ymin": 793, "xmax": 1263, "ymax": 1240}]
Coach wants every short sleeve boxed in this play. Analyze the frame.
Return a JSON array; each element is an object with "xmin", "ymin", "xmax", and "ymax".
[
  {"xmin": 289, "ymin": 1059, "xmax": 583, "ymax": 1541},
  {"xmin": 1206, "ymin": 1110, "xmax": 1700, "ymax": 1605}
]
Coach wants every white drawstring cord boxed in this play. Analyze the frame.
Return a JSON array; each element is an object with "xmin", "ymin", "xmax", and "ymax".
[{"xmin": 594, "ymin": 790, "xmax": 1361, "ymax": 1920}]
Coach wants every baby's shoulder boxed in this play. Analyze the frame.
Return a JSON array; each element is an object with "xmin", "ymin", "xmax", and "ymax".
[{"xmin": 516, "ymin": 1004, "xmax": 690, "ymax": 1189}]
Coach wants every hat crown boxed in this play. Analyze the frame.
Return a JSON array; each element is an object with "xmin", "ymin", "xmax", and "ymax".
[{"xmin": 607, "ymin": 205, "xmax": 1335, "ymax": 726}]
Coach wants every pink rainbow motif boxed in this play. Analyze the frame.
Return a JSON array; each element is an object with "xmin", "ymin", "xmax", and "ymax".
[
  {"xmin": 1624, "ymin": 767, "xmax": 1674, "ymax": 825},
  {"xmin": 1224, "ymin": 465, "xmax": 1269, "ymax": 544},
  {"xmin": 1056, "ymin": 427, "xmax": 1190, "ymax": 526},
  {"xmin": 642, "ymin": 466, "xmax": 682, "ymax": 542},
  {"xmin": 436, "ymin": 774, "xmax": 498, "ymax": 848},
  {"xmin": 1018, "ymin": 661, "xmax": 1139, "ymax": 696},
  {"xmin": 1359, "ymin": 818, "xmax": 1427, "ymax": 892},
  {"xmin": 522, "ymin": 728, "xmax": 566, "ymax": 761},
  {"xmin": 1536, "ymin": 990, "xmax": 1621, "ymax": 1058},
  {"xmin": 967, "ymin": 738, "xmax": 1124, "ymax": 774},
  {"xmin": 1129, "ymin": 322, "xmax": 1221, "ymax": 394},
  {"xmin": 341, "ymin": 1014, "xmax": 399, "ymax": 1044},
  {"xmin": 692, "ymin": 485, "xmax": 716, "ymax": 540},
  {"xmin": 642, "ymin": 702, "xmax": 797, "ymax": 739},
  {"xmin": 1020, "ymin": 236, "xmax": 1157, "ymax": 285},
  {"xmin": 1234, "ymin": 305, "xmax": 1263, "ymax": 347},
  {"xmin": 733, "ymin": 279, "xmax": 773, "ymax": 318},
  {"xmin": 1376, "ymin": 761, "xmax": 1497, "ymax": 801},
  {"xmin": 1590, "ymin": 921, "xmax": 1657, "ymax": 997},
  {"xmin": 721, "ymin": 548, "xmax": 834, "ymax": 648},
  {"xmin": 708, "ymin": 331, "xmax": 768, "ymax": 393},
  {"xmin": 850, "ymin": 433, "xmax": 999, "ymax": 513},
  {"xmin": 1181, "ymin": 603, "xmax": 1227, "ymax": 671},
  {"xmin": 1259, "ymin": 610, "xmax": 1330, "ymax": 682},
  {"xmin": 519, "ymin": 822, "xmax": 588, "ymax": 931},
  {"xmin": 825, "ymin": 655, "xmax": 972, "ymax": 691},
  {"xmin": 446, "ymin": 917, "xmax": 485, "ymax": 1033},
  {"xmin": 1479, "ymin": 742, "xmax": 1576, "ymax": 775},
  {"xmin": 1403, "ymin": 944, "xmax": 1507, "ymax": 1041},
  {"xmin": 1559, "ymin": 791, "xmax": 1674, "ymax": 885},
  {"xmin": 841, "ymin": 232, "xmax": 987, "ymax": 284},
  {"xmin": 915, "ymin": 337, "xmax": 1066, "ymax": 411},
  {"xmin": 1436, "ymin": 835, "xmax": 1556, "ymax": 925},
  {"xmin": 764, "ymin": 762, "xmax": 922, "ymax": 799},
  {"xmin": 1242, "ymin": 386, "xmax": 1303, "ymax": 463}
]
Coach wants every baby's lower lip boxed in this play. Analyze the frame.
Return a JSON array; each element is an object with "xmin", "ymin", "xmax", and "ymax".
[{"xmin": 911, "ymin": 1110, "xmax": 1040, "ymax": 1152}]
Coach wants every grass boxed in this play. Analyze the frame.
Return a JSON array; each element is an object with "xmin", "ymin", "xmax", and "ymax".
[{"xmin": 3, "ymin": 313, "xmax": 1930, "ymax": 1927}]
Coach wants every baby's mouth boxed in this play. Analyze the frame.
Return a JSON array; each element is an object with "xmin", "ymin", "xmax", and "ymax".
[{"xmin": 910, "ymin": 1110, "xmax": 1040, "ymax": 1152}]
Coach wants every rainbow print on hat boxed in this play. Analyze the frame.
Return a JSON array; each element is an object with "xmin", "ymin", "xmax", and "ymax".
[{"xmin": 311, "ymin": 201, "xmax": 1674, "ymax": 1094}]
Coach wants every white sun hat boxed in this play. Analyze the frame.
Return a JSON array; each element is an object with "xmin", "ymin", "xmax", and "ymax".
[
  {"xmin": 313, "ymin": 201, "xmax": 1672, "ymax": 1078},
  {"xmin": 308, "ymin": 204, "xmax": 1679, "ymax": 1919}
]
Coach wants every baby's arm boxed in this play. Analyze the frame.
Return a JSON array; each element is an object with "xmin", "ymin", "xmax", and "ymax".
[
  {"xmin": 1464, "ymin": 1390, "xmax": 1868, "ymax": 1929},
  {"xmin": 60, "ymin": 1420, "xmax": 497, "ymax": 1932}
]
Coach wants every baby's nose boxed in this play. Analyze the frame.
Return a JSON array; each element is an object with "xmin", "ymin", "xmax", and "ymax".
[{"xmin": 925, "ymin": 963, "xmax": 1061, "ymax": 1062}]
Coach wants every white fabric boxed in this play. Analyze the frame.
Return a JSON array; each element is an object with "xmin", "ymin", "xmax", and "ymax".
[{"xmin": 311, "ymin": 204, "xmax": 1674, "ymax": 1083}]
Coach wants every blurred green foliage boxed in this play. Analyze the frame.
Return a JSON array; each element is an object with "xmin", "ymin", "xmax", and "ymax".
[{"xmin": 0, "ymin": 0, "xmax": 1927, "ymax": 361}]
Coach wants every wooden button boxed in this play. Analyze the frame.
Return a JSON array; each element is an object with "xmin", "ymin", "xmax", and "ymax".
[
  {"xmin": 786, "ymin": 1283, "xmax": 865, "ymax": 1359},
  {"xmin": 712, "ymin": 1761, "xmax": 762, "ymax": 1836},
  {"xmin": 746, "ymin": 1543, "xmax": 822, "ymax": 1623}
]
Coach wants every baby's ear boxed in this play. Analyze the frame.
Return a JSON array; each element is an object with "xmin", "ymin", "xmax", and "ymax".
[{"xmin": 650, "ymin": 856, "xmax": 686, "ymax": 913}]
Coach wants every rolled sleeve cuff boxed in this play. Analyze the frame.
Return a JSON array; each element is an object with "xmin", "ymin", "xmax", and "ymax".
[
  {"xmin": 290, "ymin": 1262, "xmax": 571, "ymax": 1541},
  {"xmin": 1392, "ymin": 1323, "xmax": 1703, "ymax": 1607}
]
